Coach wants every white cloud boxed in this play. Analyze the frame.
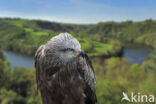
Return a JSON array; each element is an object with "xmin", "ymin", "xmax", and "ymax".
[{"xmin": 0, "ymin": 0, "xmax": 156, "ymax": 24}]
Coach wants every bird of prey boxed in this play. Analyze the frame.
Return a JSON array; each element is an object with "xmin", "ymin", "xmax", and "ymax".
[{"xmin": 35, "ymin": 33, "xmax": 97, "ymax": 104}]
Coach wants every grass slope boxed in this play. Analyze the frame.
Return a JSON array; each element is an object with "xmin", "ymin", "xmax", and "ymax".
[
  {"xmin": 0, "ymin": 18, "xmax": 122, "ymax": 57},
  {"xmin": 85, "ymin": 20, "xmax": 156, "ymax": 48}
]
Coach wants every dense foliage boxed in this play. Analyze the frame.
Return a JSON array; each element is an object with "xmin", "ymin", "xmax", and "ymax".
[
  {"xmin": 85, "ymin": 19, "xmax": 156, "ymax": 49},
  {"xmin": 0, "ymin": 18, "xmax": 156, "ymax": 104},
  {"xmin": 0, "ymin": 49, "xmax": 156, "ymax": 104},
  {"xmin": 0, "ymin": 51, "xmax": 41, "ymax": 104},
  {"xmin": 94, "ymin": 52, "xmax": 156, "ymax": 104},
  {"xmin": 0, "ymin": 18, "xmax": 122, "ymax": 57}
]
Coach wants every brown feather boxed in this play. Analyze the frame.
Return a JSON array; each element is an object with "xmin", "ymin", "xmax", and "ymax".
[{"xmin": 35, "ymin": 38, "xmax": 97, "ymax": 104}]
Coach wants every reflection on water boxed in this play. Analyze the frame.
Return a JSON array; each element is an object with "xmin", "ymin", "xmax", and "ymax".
[
  {"xmin": 3, "ymin": 48, "xmax": 152, "ymax": 68},
  {"xmin": 3, "ymin": 51, "xmax": 34, "ymax": 68},
  {"xmin": 123, "ymin": 48, "xmax": 151, "ymax": 65}
]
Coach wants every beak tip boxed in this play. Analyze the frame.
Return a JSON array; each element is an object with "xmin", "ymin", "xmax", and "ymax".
[
  {"xmin": 79, "ymin": 50, "xmax": 85, "ymax": 57},
  {"xmin": 77, "ymin": 49, "xmax": 81, "ymax": 52}
]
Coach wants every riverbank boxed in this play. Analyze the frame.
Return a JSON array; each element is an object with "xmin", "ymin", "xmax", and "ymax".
[
  {"xmin": 3, "ymin": 45, "xmax": 152, "ymax": 68},
  {"xmin": 1, "ymin": 18, "xmax": 156, "ymax": 57},
  {"xmin": 3, "ymin": 51, "xmax": 34, "ymax": 68}
]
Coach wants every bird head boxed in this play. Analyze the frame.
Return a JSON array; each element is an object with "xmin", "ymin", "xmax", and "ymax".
[{"xmin": 46, "ymin": 33, "xmax": 84, "ymax": 65}]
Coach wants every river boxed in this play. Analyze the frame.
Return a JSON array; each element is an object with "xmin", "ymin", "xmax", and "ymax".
[
  {"xmin": 3, "ymin": 48, "xmax": 152, "ymax": 68},
  {"xmin": 3, "ymin": 51, "xmax": 34, "ymax": 68},
  {"xmin": 123, "ymin": 48, "xmax": 151, "ymax": 65}
]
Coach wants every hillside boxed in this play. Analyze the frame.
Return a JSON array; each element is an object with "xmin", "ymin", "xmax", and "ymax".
[
  {"xmin": 0, "ymin": 18, "xmax": 122, "ymax": 57},
  {"xmin": 0, "ymin": 46, "xmax": 156, "ymax": 104},
  {"xmin": 0, "ymin": 18, "xmax": 156, "ymax": 104},
  {"xmin": 0, "ymin": 18, "xmax": 156, "ymax": 57},
  {"xmin": 85, "ymin": 20, "xmax": 156, "ymax": 48}
]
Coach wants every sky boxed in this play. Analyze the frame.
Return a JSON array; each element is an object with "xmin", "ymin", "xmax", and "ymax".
[{"xmin": 0, "ymin": 0, "xmax": 156, "ymax": 24}]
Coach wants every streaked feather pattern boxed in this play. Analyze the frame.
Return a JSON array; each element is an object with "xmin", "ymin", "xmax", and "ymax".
[{"xmin": 35, "ymin": 33, "xmax": 97, "ymax": 104}]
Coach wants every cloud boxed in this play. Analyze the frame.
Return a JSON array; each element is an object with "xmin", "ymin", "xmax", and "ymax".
[{"xmin": 0, "ymin": 0, "xmax": 155, "ymax": 24}]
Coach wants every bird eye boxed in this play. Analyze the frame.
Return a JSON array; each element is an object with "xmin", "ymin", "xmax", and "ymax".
[{"xmin": 61, "ymin": 48, "xmax": 74, "ymax": 52}]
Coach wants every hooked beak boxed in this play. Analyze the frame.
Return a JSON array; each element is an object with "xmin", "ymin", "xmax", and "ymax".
[{"xmin": 72, "ymin": 49, "xmax": 82, "ymax": 56}]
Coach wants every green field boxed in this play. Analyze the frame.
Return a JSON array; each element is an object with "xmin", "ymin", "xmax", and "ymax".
[{"xmin": 0, "ymin": 18, "xmax": 123, "ymax": 57}]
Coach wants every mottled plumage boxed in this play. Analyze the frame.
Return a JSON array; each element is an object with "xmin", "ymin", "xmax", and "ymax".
[{"xmin": 35, "ymin": 33, "xmax": 97, "ymax": 104}]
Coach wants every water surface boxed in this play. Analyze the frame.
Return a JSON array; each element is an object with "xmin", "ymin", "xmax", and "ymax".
[
  {"xmin": 3, "ymin": 51, "xmax": 34, "ymax": 68},
  {"xmin": 3, "ymin": 47, "xmax": 152, "ymax": 68},
  {"xmin": 123, "ymin": 48, "xmax": 151, "ymax": 64}
]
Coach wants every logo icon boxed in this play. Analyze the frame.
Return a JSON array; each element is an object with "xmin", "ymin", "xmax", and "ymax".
[{"xmin": 121, "ymin": 92, "xmax": 130, "ymax": 102}]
